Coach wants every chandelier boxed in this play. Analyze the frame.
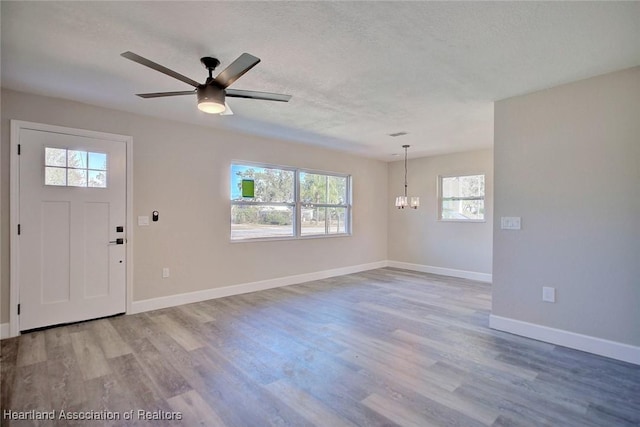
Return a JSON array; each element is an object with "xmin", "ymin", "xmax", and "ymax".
[{"xmin": 395, "ymin": 145, "xmax": 419, "ymax": 209}]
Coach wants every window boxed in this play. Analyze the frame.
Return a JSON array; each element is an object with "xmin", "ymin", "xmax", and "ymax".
[
  {"xmin": 231, "ymin": 165, "xmax": 295, "ymax": 240},
  {"xmin": 231, "ymin": 163, "xmax": 351, "ymax": 241},
  {"xmin": 300, "ymin": 172, "xmax": 349, "ymax": 236},
  {"xmin": 45, "ymin": 147, "xmax": 107, "ymax": 188},
  {"xmin": 439, "ymin": 174, "xmax": 485, "ymax": 221}
]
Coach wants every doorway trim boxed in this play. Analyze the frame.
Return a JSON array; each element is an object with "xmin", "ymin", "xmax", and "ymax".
[{"xmin": 9, "ymin": 120, "xmax": 133, "ymax": 337}]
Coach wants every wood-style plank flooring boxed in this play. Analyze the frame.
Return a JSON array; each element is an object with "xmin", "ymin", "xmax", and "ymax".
[{"xmin": 2, "ymin": 268, "xmax": 639, "ymax": 426}]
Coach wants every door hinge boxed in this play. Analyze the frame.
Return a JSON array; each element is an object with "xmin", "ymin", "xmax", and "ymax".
[
  {"xmin": 18, "ymin": 224, "xmax": 21, "ymax": 235},
  {"xmin": 17, "ymin": 144, "xmax": 21, "ymax": 155},
  {"xmin": 17, "ymin": 304, "xmax": 20, "ymax": 315}
]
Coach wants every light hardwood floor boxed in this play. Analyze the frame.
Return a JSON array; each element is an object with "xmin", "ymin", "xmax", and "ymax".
[{"xmin": 2, "ymin": 268, "xmax": 639, "ymax": 426}]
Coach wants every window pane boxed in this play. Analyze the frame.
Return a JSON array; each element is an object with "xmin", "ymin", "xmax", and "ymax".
[
  {"xmin": 45, "ymin": 167, "xmax": 67, "ymax": 186},
  {"xmin": 301, "ymin": 207, "xmax": 347, "ymax": 236},
  {"xmin": 44, "ymin": 148, "xmax": 108, "ymax": 188},
  {"xmin": 231, "ymin": 165, "xmax": 294, "ymax": 203},
  {"xmin": 327, "ymin": 176, "xmax": 347, "ymax": 204},
  {"xmin": 67, "ymin": 168, "xmax": 87, "ymax": 187},
  {"xmin": 67, "ymin": 150, "xmax": 87, "ymax": 169},
  {"xmin": 231, "ymin": 205, "xmax": 294, "ymax": 240},
  {"xmin": 300, "ymin": 173, "xmax": 327, "ymax": 204},
  {"xmin": 88, "ymin": 152, "xmax": 107, "ymax": 170},
  {"xmin": 88, "ymin": 170, "xmax": 107, "ymax": 188},
  {"xmin": 301, "ymin": 206, "xmax": 326, "ymax": 236},
  {"xmin": 442, "ymin": 177, "xmax": 456, "ymax": 198},
  {"xmin": 328, "ymin": 207, "xmax": 347, "ymax": 234},
  {"xmin": 442, "ymin": 199, "xmax": 484, "ymax": 220},
  {"xmin": 300, "ymin": 173, "xmax": 347, "ymax": 205},
  {"xmin": 459, "ymin": 175, "xmax": 484, "ymax": 197},
  {"xmin": 45, "ymin": 148, "xmax": 66, "ymax": 167},
  {"xmin": 442, "ymin": 175, "xmax": 484, "ymax": 198}
]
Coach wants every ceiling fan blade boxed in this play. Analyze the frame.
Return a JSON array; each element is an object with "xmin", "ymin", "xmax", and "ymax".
[
  {"xmin": 121, "ymin": 51, "xmax": 201, "ymax": 88},
  {"xmin": 136, "ymin": 90, "xmax": 195, "ymax": 98},
  {"xmin": 226, "ymin": 89, "xmax": 291, "ymax": 102},
  {"xmin": 220, "ymin": 102, "xmax": 234, "ymax": 116},
  {"xmin": 214, "ymin": 53, "xmax": 261, "ymax": 88}
]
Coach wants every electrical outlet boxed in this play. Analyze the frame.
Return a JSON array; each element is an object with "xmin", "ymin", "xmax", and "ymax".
[
  {"xmin": 542, "ymin": 286, "xmax": 555, "ymax": 303},
  {"xmin": 162, "ymin": 268, "xmax": 170, "ymax": 278}
]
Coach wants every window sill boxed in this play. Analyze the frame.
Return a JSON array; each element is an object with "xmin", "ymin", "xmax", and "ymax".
[
  {"xmin": 438, "ymin": 219, "xmax": 486, "ymax": 223},
  {"xmin": 230, "ymin": 233, "xmax": 352, "ymax": 243}
]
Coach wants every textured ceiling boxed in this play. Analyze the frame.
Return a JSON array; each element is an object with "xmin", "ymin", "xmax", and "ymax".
[{"xmin": 2, "ymin": 2, "xmax": 639, "ymax": 160}]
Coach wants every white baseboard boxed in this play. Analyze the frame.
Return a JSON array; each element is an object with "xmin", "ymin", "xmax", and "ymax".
[
  {"xmin": 2, "ymin": 259, "xmax": 484, "ymax": 338},
  {"xmin": 131, "ymin": 261, "xmax": 388, "ymax": 314},
  {"xmin": 387, "ymin": 260, "xmax": 492, "ymax": 283},
  {"xmin": 489, "ymin": 314, "xmax": 640, "ymax": 365},
  {"xmin": 131, "ymin": 260, "xmax": 490, "ymax": 314},
  {"xmin": 0, "ymin": 323, "xmax": 10, "ymax": 340}
]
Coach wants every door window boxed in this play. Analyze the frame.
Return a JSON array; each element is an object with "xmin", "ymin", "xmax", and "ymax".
[{"xmin": 44, "ymin": 147, "xmax": 108, "ymax": 188}]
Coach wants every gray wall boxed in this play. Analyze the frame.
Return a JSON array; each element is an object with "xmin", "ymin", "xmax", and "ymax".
[
  {"xmin": 1, "ymin": 89, "xmax": 389, "ymax": 323},
  {"xmin": 493, "ymin": 66, "xmax": 640, "ymax": 346},
  {"xmin": 388, "ymin": 149, "xmax": 493, "ymax": 277}
]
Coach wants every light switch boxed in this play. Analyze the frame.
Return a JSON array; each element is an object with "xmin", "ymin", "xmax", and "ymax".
[
  {"xmin": 138, "ymin": 216, "xmax": 150, "ymax": 226},
  {"xmin": 501, "ymin": 216, "xmax": 521, "ymax": 230}
]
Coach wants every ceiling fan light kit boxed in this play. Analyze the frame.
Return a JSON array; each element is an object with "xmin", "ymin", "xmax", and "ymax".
[
  {"xmin": 121, "ymin": 51, "xmax": 291, "ymax": 115},
  {"xmin": 197, "ymin": 85, "xmax": 226, "ymax": 114}
]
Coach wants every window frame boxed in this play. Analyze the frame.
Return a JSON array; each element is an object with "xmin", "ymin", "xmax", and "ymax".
[
  {"xmin": 230, "ymin": 162, "xmax": 352, "ymax": 242},
  {"xmin": 437, "ymin": 173, "xmax": 486, "ymax": 222}
]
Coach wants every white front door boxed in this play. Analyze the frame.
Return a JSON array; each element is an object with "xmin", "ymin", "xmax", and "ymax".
[{"xmin": 17, "ymin": 126, "xmax": 127, "ymax": 331}]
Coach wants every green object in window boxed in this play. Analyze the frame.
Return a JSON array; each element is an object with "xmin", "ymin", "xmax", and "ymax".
[{"xmin": 241, "ymin": 179, "xmax": 255, "ymax": 198}]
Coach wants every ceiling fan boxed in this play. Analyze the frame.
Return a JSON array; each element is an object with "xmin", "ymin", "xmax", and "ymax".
[{"xmin": 121, "ymin": 51, "xmax": 291, "ymax": 115}]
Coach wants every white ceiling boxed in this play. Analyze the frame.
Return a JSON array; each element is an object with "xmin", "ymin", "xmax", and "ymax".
[{"xmin": 2, "ymin": 2, "xmax": 639, "ymax": 161}]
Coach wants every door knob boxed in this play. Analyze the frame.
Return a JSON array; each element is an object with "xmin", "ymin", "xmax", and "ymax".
[{"xmin": 109, "ymin": 238, "xmax": 124, "ymax": 245}]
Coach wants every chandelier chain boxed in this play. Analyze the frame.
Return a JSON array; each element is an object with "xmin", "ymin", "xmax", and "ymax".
[{"xmin": 404, "ymin": 145, "xmax": 408, "ymax": 197}]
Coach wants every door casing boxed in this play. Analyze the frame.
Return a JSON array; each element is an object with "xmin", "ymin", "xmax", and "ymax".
[{"xmin": 9, "ymin": 120, "xmax": 133, "ymax": 337}]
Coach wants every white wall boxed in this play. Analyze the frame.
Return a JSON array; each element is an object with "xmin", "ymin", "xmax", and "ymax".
[
  {"xmin": 0, "ymin": 88, "xmax": 389, "ymax": 323},
  {"xmin": 492, "ymin": 67, "xmax": 640, "ymax": 349},
  {"xmin": 387, "ymin": 149, "xmax": 493, "ymax": 280}
]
